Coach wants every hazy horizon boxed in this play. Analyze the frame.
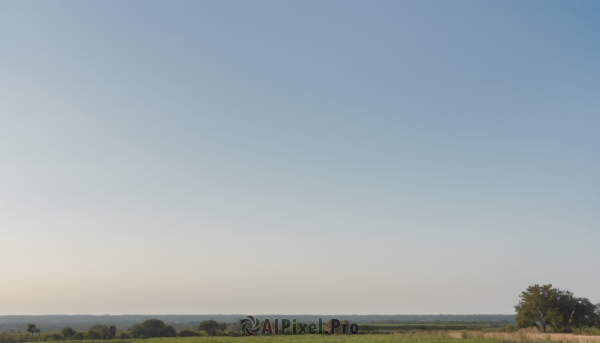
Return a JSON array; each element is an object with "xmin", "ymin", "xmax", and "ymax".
[
  {"xmin": 0, "ymin": 314, "xmax": 515, "ymax": 318},
  {"xmin": 1, "ymin": 1, "xmax": 598, "ymax": 316}
]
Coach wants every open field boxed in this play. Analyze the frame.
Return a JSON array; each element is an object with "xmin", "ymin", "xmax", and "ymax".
[
  {"xmin": 4, "ymin": 332, "xmax": 600, "ymax": 343},
  {"xmin": 446, "ymin": 331, "xmax": 600, "ymax": 343},
  {"xmin": 359, "ymin": 324, "xmax": 505, "ymax": 331},
  {"xmin": 0, "ymin": 316, "xmax": 515, "ymax": 332},
  {"xmin": 0, "ymin": 335, "xmax": 503, "ymax": 343}
]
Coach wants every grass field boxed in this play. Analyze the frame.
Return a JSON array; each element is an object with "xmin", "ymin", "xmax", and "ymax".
[
  {"xmin": 35, "ymin": 335, "xmax": 504, "ymax": 343},
  {"xmin": 358, "ymin": 324, "xmax": 504, "ymax": 331},
  {"xmin": 6, "ymin": 332, "xmax": 600, "ymax": 343}
]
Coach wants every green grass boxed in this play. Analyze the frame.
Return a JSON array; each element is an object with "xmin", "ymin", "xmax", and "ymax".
[
  {"xmin": 15, "ymin": 335, "xmax": 506, "ymax": 343},
  {"xmin": 359, "ymin": 324, "xmax": 504, "ymax": 331}
]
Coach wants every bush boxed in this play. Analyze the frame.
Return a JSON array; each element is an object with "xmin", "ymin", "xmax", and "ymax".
[
  {"xmin": 70, "ymin": 332, "xmax": 85, "ymax": 340},
  {"xmin": 61, "ymin": 328, "xmax": 76, "ymax": 339},
  {"xmin": 128, "ymin": 319, "xmax": 174, "ymax": 338},
  {"xmin": 87, "ymin": 331, "xmax": 103, "ymax": 340},
  {"xmin": 86, "ymin": 325, "xmax": 113, "ymax": 339},
  {"xmin": 503, "ymin": 325, "xmax": 518, "ymax": 332},
  {"xmin": 119, "ymin": 333, "xmax": 130, "ymax": 339},
  {"xmin": 163, "ymin": 326, "xmax": 176, "ymax": 337},
  {"xmin": 199, "ymin": 320, "xmax": 228, "ymax": 337},
  {"xmin": 178, "ymin": 330, "xmax": 199, "ymax": 337},
  {"xmin": 44, "ymin": 333, "xmax": 64, "ymax": 341},
  {"xmin": 129, "ymin": 324, "xmax": 144, "ymax": 339},
  {"xmin": 140, "ymin": 320, "xmax": 165, "ymax": 338}
]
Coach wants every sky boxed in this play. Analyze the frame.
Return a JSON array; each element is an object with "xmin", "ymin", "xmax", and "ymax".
[{"xmin": 0, "ymin": 1, "xmax": 599, "ymax": 315}]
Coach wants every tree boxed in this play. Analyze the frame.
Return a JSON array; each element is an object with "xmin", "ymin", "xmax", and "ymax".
[
  {"xmin": 128, "ymin": 324, "xmax": 146, "ymax": 339},
  {"xmin": 178, "ymin": 330, "xmax": 199, "ymax": 337},
  {"xmin": 61, "ymin": 327, "xmax": 77, "ymax": 339},
  {"xmin": 140, "ymin": 319, "xmax": 167, "ymax": 337},
  {"xmin": 108, "ymin": 326, "xmax": 116, "ymax": 338},
  {"xmin": 128, "ymin": 319, "xmax": 174, "ymax": 338},
  {"xmin": 515, "ymin": 284, "xmax": 600, "ymax": 333},
  {"xmin": 26, "ymin": 324, "xmax": 37, "ymax": 336},
  {"xmin": 87, "ymin": 330, "xmax": 103, "ymax": 340},
  {"xmin": 88, "ymin": 325, "xmax": 112, "ymax": 339},
  {"xmin": 71, "ymin": 332, "xmax": 85, "ymax": 340},
  {"xmin": 515, "ymin": 284, "xmax": 561, "ymax": 332},
  {"xmin": 199, "ymin": 320, "xmax": 220, "ymax": 336},
  {"xmin": 162, "ymin": 325, "xmax": 176, "ymax": 337}
]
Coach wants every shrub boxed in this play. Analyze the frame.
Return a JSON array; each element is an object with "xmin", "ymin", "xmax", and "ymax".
[
  {"xmin": 87, "ymin": 331, "xmax": 103, "ymax": 340},
  {"xmin": 61, "ymin": 328, "xmax": 76, "ymax": 339},
  {"xmin": 119, "ymin": 333, "xmax": 130, "ymax": 339},
  {"xmin": 178, "ymin": 330, "xmax": 199, "ymax": 337},
  {"xmin": 140, "ymin": 319, "xmax": 166, "ymax": 338},
  {"xmin": 128, "ymin": 319, "xmax": 174, "ymax": 338},
  {"xmin": 162, "ymin": 326, "xmax": 176, "ymax": 337},
  {"xmin": 129, "ymin": 324, "xmax": 145, "ymax": 338},
  {"xmin": 199, "ymin": 320, "xmax": 228, "ymax": 336},
  {"xmin": 70, "ymin": 332, "xmax": 85, "ymax": 340},
  {"xmin": 44, "ymin": 333, "xmax": 64, "ymax": 341}
]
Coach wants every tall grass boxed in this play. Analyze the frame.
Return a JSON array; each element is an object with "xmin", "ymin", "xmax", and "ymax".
[
  {"xmin": 4, "ymin": 329, "xmax": 600, "ymax": 343},
  {"xmin": 445, "ymin": 329, "xmax": 600, "ymax": 343}
]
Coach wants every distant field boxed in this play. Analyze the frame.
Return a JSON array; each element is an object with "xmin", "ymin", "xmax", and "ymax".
[
  {"xmin": 4, "ymin": 332, "xmax": 600, "ymax": 343},
  {"xmin": 19, "ymin": 336, "xmax": 505, "ymax": 343},
  {"xmin": 359, "ymin": 324, "xmax": 504, "ymax": 331}
]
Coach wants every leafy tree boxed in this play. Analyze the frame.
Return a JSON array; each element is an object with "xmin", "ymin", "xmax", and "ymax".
[
  {"xmin": 88, "ymin": 325, "xmax": 112, "ymax": 339},
  {"xmin": 552, "ymin": 291, "xmax": 599, "ymax": 330},
  {"xmin": 48, "ymin": 333, "xmax": 64, "ymax": 341},
  {"xmin": 61, "ymin": 327, "xmax": 76, "ymax": 339},
  {"xmin": 89, "ymin": 325, "xmax": 107, "ymax": 333},
  {"xmin": 128, "ymin": 319, "xmax": 174, "ymax": 338},
  {"xmin": 199, "ymin": 320, "xmax": 220, "ymax": 336},
  {"xmin": 128, "ymin": 324, "xmax": 146, "ymax": 339},
  {"xmin": 515, "ymin": 284, "xmax": 600, "ymax": 333},
  {"xmin": 178, "ymin": 330, "xmax": 199, "ymax": 337},
  {"xmin": 108, "ymin": 326, "xmax": 116, "ymax": 338},
  {"xmin": 71, "ymin": 332, "xmax": 85, "ymax": 340},
  {"xmin": 515, "ymin": 284, "xmax": 560, "ymax": 332},
  {"xmin": 26, "ymin": 324, "xmax": 37, "ymax": 336},
  {"xmin": 162, "ymin": 325, "xmax": 176, "ymax": 337},
  {"xmin": 140, "ymin": 319, "xmax": 167, "ymax": 337},
  {"xmin": 87, "ymin": 330, "xmax": 103, "ymax": 340}
]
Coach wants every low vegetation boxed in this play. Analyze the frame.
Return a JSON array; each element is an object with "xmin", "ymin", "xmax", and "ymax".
[{"xmin": 0, "ymin": 285, "xmax": 597, "ymax": 342}]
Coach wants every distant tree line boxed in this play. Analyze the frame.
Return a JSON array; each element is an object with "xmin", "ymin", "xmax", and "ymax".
[
  {"xmin": 3, "ymin": 318, "xmax": 235, "ymax": 341},
  {"xmin": 0, "ymin": 314, "xmax": 515, "ymax": 333}
]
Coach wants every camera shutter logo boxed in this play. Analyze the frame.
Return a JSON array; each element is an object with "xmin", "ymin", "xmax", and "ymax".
[{"xmin": 241, "ymin": 315, "xmax": 261, "ymax": 335}]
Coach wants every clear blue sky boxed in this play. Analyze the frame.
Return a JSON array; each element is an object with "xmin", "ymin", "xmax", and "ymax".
[{"xmin": 1, "ymin": 1, "xmax": 598, "ymax": 315}]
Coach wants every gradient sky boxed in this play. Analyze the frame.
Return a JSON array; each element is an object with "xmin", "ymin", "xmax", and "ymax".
[{"xmin": 1, "ymin": 1, "xmax": 599, "ymax": 315}]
